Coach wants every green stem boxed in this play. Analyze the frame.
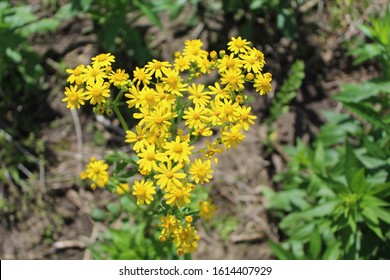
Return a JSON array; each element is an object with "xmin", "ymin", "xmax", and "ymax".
[{"xmin": 111, "ymin": 104, "xmax": 129, "ymax": 131}]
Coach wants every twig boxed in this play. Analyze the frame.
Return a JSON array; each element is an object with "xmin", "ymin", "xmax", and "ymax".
[{"xmin": 70, "ymin": 109, "xmax": 83, "ymax": 174}]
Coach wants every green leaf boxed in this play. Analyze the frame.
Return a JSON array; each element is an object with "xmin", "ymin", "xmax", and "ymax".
[
  {"xmin": 309, "ymin": 227, "xmax": 322, "ymax": 259},
  {"xmin": 91, "ymin": 208, "xmax": 107, "ymax": 221},
  {"xmin": 343, "ymin": 102, "xmax": 389, "ymax": 132},
  {"xmin": 345, "ymin": 142, "xmax": 360, "ymax": 186},
  {"xmin": 355, "ymin": 153, "xmax": 388, "ymax": 169},
  {"xmin": 313, "ymin": 141, "xmax": 325, "ymax": 173},
  {"xmin": 133, "ymin": 0, "xmax": 161, "ymax": 27},
  {"xmin": 372, "ymin": 206, "xmax": 390, "ymax": 224},
  {"xmin": 268, "ymin": 240, "xmax": 295, "ymax": 260},
  {"xmin": 333, "ymin": 83, "xmax": 379, "ymax": 103},
  {"xmin": 106, "ymin": 202, "xmax": 121, "ymax": 215},
  {"xmin": 363, "ymin": 208, "xmax": 384, "ymax": 239},
  {"xmin": 323, "ymin": 242, "xmax": 341, "ymax": 259},
  {"xmin": 350, "ymin": 169, "xmax": 366, "ymax": 194}
]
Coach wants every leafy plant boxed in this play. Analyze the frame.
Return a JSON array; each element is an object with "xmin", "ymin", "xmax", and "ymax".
[{"xmin": 264, "ymin": 12, "xmax": 390, "ymax": 260}]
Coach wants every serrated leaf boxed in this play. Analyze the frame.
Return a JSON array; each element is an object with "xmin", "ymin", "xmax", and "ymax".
[
  {"xmin": 334, "ymin": 83, "xmax": 379, "ymax": 103},
  {"xmin": 344, "ymin": 102, "xmax": 389, "ymax": 132}
]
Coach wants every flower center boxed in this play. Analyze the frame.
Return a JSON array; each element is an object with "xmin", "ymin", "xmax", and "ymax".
[{"xmin": 173, "ymin": 143, "xmax": 183, "ymax": 153}]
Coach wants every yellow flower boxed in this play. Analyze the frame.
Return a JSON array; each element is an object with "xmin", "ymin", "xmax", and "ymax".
[
  {"xmin": 91, "ymin": 53, "xmax": 115, "ymax": 68},
  {"xmin": 174, "ymin": 55, "xmax": 190, "ymax": 72},
  {"xmin": 183, "ymin": 39, "xmax": 208, "ymax": 63},
  {"xmin": 144, "ymin": 104, "xmax": 175, "ymax": 134},
  {"xmin": 137, "ymin": 144, "xmax": 168, "ymax": 172},
  {"xmin": 219, "ymin": 98, "xmax": 239, "ymax": 123},
  {"xmin": 239, "ymin": 49, "xmax": 265, "ymax": 73},
  {"xmin": 125, "ymin": 85, "xmax": 141, "ymax": 108},
  {"xmin": 66, "ymin": 64, "xmax": 85, "ymax": 85},
  {"xmin": 116, "ymin": 183, "xmax": 130, "ymax": 195},
  {"xmin": 187, "ymin": 83, "xmax": 211, "ymax": 107},
  {"xmin": 161, "ymin": 68, "xmax": 186, "ymax": 96},
  {"xmin": 208, "ymin": 82, "xmax": 229, "ymax": 100},
  {"xmin": 160, "ymin": 214, "xmax": 177, "ymax": 236},
  {"xmin": 125, "ymin": 125, "xmax": 149, "ymax": 153},
  {"xmin": 138, "ymin": 87, "xmax": 160, "ymax": 109},
  {"xmin": 254, "ymin": 72, "xmax": 272, "ymax": 95},
  {"xmin": 221, "ymin": 125, "xmax": 245, "ymax": 150},
  {"xmin": 83, "ymin": 64, "xmax": 107, "ymax": 85},
  {"xmin": 234, "ymin": 105, "xmax": 257, "ymax": 131},
  {"xmin": 145, "ymin": 59, "xmax": 171, "ymax": 78},
  {"xmin": 199, "ymin": 200, "xmax": 217, "ymax": 222},
  {"xmin": 164, "ymin": 136, "xmax": 194, "ymax": 164},
  {"xmin": 164, "ymin": 185, "xmax": 192, "ymax": 208},
  {"xmin": 85, "ymin": 80, "xmax": 111, "ymax": 105},
  {"xmin": 173, "ymin": 224, "xmax": 200, "ymax": 253},
  {"xmin": 109, "ymin": 69, "xmax": 129, "ymax": 87},
  {"xmin": 133, "ymin": 66, "xmax": 152, "ymax": 87},
  {"xmin": 220, "ymin": 68, "xmax": 245, "ymax": 91},
  {"xmin": 183, "ymin": 105, "xmax": 211, "ymax": 129},
  {"xmin": 85, "ymin": 158, "xmax": 109, "ymax": 188},
  {"xmin": 189, "ymin": 159, "xmax": 213, "ymax": 184},
  {"xmin": 62, "ymin": 85, "xmax": 86, "ymax": 110},
  {"xmin": 201, "ymin": 140, "xmax": 223, "ymax": 164},
  {"xmin": 132, "ymin": 179, "xmax": 156, "ymax": 205},
  {"xmin": 154, "ymin": 160, "xmax": 186, "ymax": 191},
  {"xmin": 227, "ymin": 36, "xmax": 251, "ymax": 54},
  {"xmin": 217, "ymin": 53, "xmax": 243, "ymax": 73}
]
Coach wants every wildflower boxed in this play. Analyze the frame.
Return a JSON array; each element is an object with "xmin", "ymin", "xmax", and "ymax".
[
  {"xmin": 217, "ymin": 53, "xmax": 243, "ymax": 73},
  {"xmin": 199, "ymin": 200, "xmax": 217, "ymax": 221},
  {"xmin": 164, "ymin": 136, "xmax": 194, "ymax": 164},
  {"xmin": 189, "ymin": 159, "xmax": 214, "ymax": 184},
  {"xmin": 83, "ymin": 64, "xmax": 107, "ymax": 85},
  {"xmin": 201, "ymin": 140, "xmax": 223, "ymax": 164},
  {"xmin": 183, "ymin": 105, "xmax": 210, "ymax": 129},
  {"xmin": 137, "ymin": 87, "xmax": 160, "ymax": 109},
  {"xmin": 109, "ymin": 69, "xmax": 129, "ymax": 87},
  {"xmin": 162, "ymin": 68, "xmax": 186, "ymax": 96},
  {"xmin": 174, "ymin": 55, "xmax": 190, "ymax": 72},
  {"xmin": 116, "ymin": 183, "xmax": 130, "ymax": 195},
  {"xmin": 66, "ymin": 64, "xmax": 85, "ymax": 85},
  {"xmin": 234, "ymin": 105, "xmax": 257, "ymax": 131},
  {"xmin": 164, "ymin": 185, "xmax": 192, "ymax": 208},
  {"xmin": 221, "ymin": 125, "xmax": 245, "ymax": 150},
  {"xmin": 133, "ymin": 66, "xmax": 152, "ymax": 87},
  {"xmin": 132, "ymin": 179, "xmax": 156, "ymax": 205},
  {"xmin": 125, "ymin": 125, "xmax": 149, "ymax": 153},
  {"xmin": 91, "ymin": 53, "xmax": 115, "ymax": 68},
  {"xmin": 208, "ymin": 82, "xmax": 229, "ymax": 100},
  {"xmin": 85, "ymin": 158, "xmax": 109, "ymax": 188},
  {"xmin": 154, "ymin": 160, "xmax": 186, "ymax": 190},
  {"xmin": 239, "ymin": 49, "xmax": 264, "ymax": 73},
  {"xmin": 144, "ymin": 104, "xmax": 175, "ymax": 134},
  {"xmin": 183, "ymin": 39, "xmax": 208, "ymax": 63},
  {"xmin": 220, "ymin": 68, "xmax": 245, "ymax": 91},
  {"xmin": 227, "ymin": 36, "xmax": 251, "ymax": 54},
  {"xmin": 160, "ymin": 214, "xmax": 177, "ymax": 236},
  {"xmin": 188, "ymin": 83, "xmax": 211, "ymax": 107},
  {"xmin": 85, "ymin": 80, "xmax": 111, "ymax": 105},
  {"xmin": 145, "ymin": 59, "xmax": 171, "ymax": 79},
  {"xmin": 192, "ymin": 124, "xmax": 213, "ymax": 137},
  {"xmin": 208, "ymin": 100, "xmax": 223, "ymax": 126},
  {"xmin": 125, "ymin": 86, "xmax": 141, "ymax": 108},
  {"xmin": 219, "ymin": 99, "xmax": 239, "ymax": 123},
  {"xmin": 137, "ymin": 144, "xmax": 168, "ymax": 172},
  {"xmin": 173, "ymin": 224, "xmax": 200, "ymax": 253},
  {"xmin": 254, "ymin": 72, "xmax": 272, "ymax": 95},
  {"xmin": 62, "ymin": 85, "xmax": 86, "ymax": 109}
]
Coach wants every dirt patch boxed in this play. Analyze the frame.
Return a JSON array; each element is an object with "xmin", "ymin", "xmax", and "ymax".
[{"xmin": 0, "ymin": 1, "xmax": 382, "ymax": 260}]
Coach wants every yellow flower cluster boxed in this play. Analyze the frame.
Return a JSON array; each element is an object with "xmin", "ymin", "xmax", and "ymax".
[
  {"xmin": 64, "ymin": 37, "xmax": 272, "ymax": 256},
  {"xmin": 80, "ymin": 157, "xmax": 109, "ymax": 190}
]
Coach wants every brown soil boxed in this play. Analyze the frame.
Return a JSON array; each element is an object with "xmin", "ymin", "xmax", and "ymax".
[{"xmin": 0, "ymin": 1, "xmax": 383, "ymax": 260}]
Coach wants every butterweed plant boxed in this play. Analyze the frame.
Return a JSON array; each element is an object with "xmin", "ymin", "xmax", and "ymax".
[{"xmin": 62, "ymin": 37, "xmax": 272, "ymax": 257}]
